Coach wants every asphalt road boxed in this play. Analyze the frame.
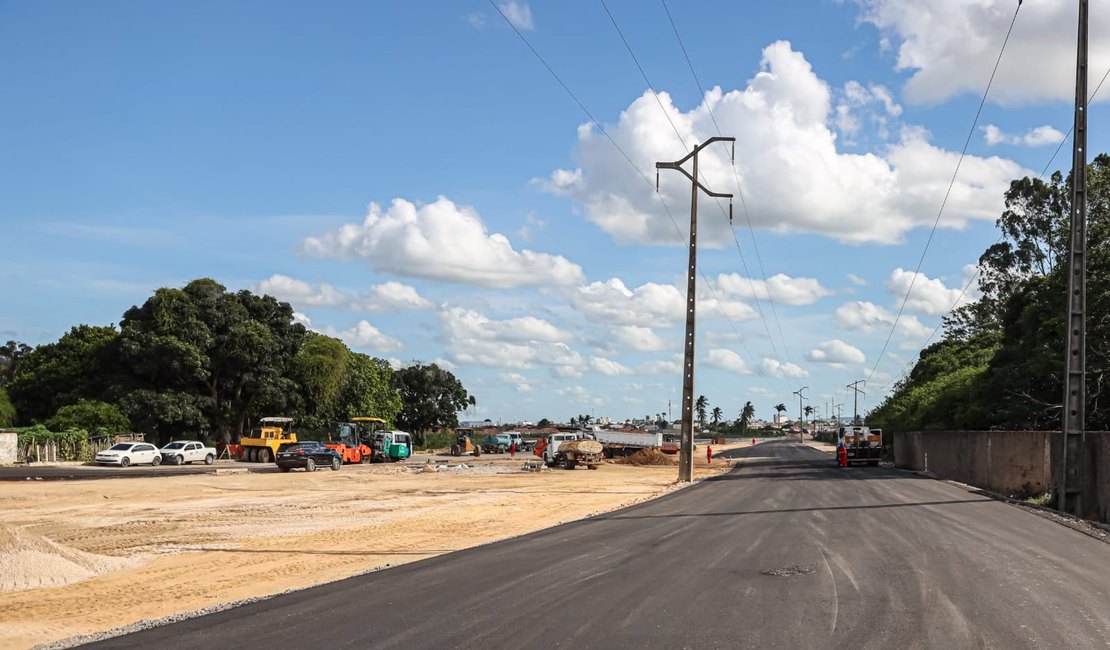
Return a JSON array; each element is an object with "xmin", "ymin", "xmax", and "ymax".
[{"xmin": 87, "ymin": 440, "xmax": 1110, "ymax": 649}]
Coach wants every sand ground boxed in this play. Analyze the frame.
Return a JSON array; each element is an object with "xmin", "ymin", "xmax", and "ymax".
[{"xmin": 0, "ymin": 441, "xmax": 753, "ymax": 649}]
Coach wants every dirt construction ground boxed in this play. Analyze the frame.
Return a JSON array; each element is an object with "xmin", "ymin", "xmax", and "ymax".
[{"xmin": 0, "ymin": 441, "xmax": 768, "ymax": 649}]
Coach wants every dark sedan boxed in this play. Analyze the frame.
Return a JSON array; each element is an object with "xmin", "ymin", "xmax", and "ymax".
[{"xmin": 275, "ymin": 442, "xmax": 342, "ymax": 472}]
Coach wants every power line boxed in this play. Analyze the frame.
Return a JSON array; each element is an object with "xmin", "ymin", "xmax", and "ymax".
[
  {"xmin": 597, "ymin": 0, "xmax": 790, "ymax": 391},
  {"xmin": 660, "ymin": 0, "xmax": 796, "ymax": 370},
  {"xmin": 865, "ymin": 0, "xmax": 1023, "ymax": 384},
  {"xmin": 873, "ymin": 62, "xmax": 1110, "ymax": 396},
  {"xmin": 488, "ymin": 0, "xmax": 771, "ymax": 381}
]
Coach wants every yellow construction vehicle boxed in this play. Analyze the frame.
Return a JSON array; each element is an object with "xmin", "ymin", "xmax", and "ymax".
[
  {"xmin": 239, "ymin": 417, "xmax": 297, "ymax": 463},
  {"xmin": 451, "ymin": 428, "xmax": 481, "ymax": 457}
]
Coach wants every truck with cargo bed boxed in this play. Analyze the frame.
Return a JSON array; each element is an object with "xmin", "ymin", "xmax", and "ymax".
[
  {"xmin": 839, "ymin": 425, "xmax": 881, "ymax": 466},
  {"xmin": 534, "ymin": 433, "xmax": 602, "ymax": 470},
  {"xmin": 593, "ymin": 430, "xmax": 663, "ymax": 457}
]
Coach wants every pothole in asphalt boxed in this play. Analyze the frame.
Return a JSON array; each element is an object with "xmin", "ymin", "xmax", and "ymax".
[{"xmin": 760, "ymin": 564, "xmax": 816, "ymax": 577}]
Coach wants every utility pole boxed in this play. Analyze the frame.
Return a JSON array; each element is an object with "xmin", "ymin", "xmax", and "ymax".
[
  {"xmin": 1060, "ymin": 0, "xmax": 1088, "ymax": 516},
  {"xmin": 846, "ymin": 380, "xmax": 866, "ymax": 425},
  {"xmin": 792, "ymin": 386, "xmax": 807, "ymax": 443},
  {"xmin": 657, "ymin": 136, "xmax": 735, "ymax": 482}
]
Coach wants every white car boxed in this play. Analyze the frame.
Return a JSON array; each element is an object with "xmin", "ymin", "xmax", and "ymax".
[
  {"xmin": 95, "ymin": 442, "xmax": 162, "ymax": 467},
  {"xmin": 160, "ymin": 440, "xmax": 217, "ymax": 465}
]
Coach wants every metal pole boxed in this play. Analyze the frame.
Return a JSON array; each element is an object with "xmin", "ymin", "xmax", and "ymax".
[
  {"xmin": 792, "ymin": 387, "xmax": 807, "ymax": 443},
  {"xmin": 657, "ymin": 137, "xmax": 735, "ymax": 482},
  {"xmin": 846, "ymin": 380, "xmax": 865, "ymax": 425},
  {"xmin": 1060, "ymin": 0, "xmax": 1088, "ymax": 515}
]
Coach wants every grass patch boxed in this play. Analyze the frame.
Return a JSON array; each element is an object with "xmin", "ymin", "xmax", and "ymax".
[{"xmin": 1024, "ymin": 492, "xmax": 1054, "ymax": 508}]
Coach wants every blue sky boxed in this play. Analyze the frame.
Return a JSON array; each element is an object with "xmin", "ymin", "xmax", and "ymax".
[{"xmin": 3, "ymin": 0, "xmax": 1108, "ymax": 424}]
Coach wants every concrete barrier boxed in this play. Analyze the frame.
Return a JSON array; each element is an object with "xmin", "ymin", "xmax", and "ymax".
[
  {"xmin": 893, "ymin": 430, "xmax": 1109, "ymax": 524},
  {"xmin": 0, "ymin": 431, "xmax": 16, "ymax": 465}
]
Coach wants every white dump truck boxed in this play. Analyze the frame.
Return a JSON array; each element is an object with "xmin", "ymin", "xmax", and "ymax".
[{"xmin": 534, "ymin": 432, "xmax": 603, "ymax": 470}]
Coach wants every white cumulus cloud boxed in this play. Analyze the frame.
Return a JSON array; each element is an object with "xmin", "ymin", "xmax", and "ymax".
[
  {"xmin": 322, "ymin": 320, "xmax": 404, "ymax": 353},
  {"xmin": 571, "ymin": 278, "xmax": 685, "ymax": 326},
  {"xmin": 982, "ymin": 124, "xmax": 1066, "ymax": 147},
  {"xmin": 257, "ymin": 274, "xmax": 433, "ymax": 314},
  {"xmin": 256, "ymin": 274, "xmax": 345, "ymax": 307},
  {"xmin": 886, "ymin": 268, "xmax": 978, "ymax": 316},
  {"xmin": 705, "ymin": 348, "xmax": 752, "ymax": 375},
  {"xmin": 854, "ymin": 0, "xmax": 1110, "ymax": 105},
  {"xmin": 834, "ymin": 300, "xmax": 930, "ymax": 338},
  {"xmin": 590, "ymin": 356, "xmax": 633, "ymax": 376},
  {"xmin": 302, "ymin": 197, "xmax": 584, "ymax": 289},
  {"xmin": 497, "ymin": 1, "xmax": 534, "ymax": 30},
  {"xmin": 350, "ymin": 281, "xmax": 434, "ymax": 312},
  {"xmin": 539, "ymin": 41, "xmax": 1024, "ymax": 246},
  {"xmin": 639, "ymin": 354, "xmax": 683, "ymax": 375},
  {"xmin": 715, "ymin": 272, "xmax": 833, "ymax": 305},
  {"xmin": 807, "ymin": 340, "xmax": 866, "ymax": 365},
  {"xmin": 439, "ymin": 306, "xmax": 581, "ymax": 373},
  {"xmin": 760, "ymin": 357, "xmax": 809, "ymax": 378},
  {"xmin": 610, "ymin": 325, "xmax": 668, "ymax": 352}
]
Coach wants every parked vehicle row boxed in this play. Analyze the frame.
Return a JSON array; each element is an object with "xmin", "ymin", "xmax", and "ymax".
[{"xmin": 94, "ymin": 440, "xmax": 217, "ymax": 467}]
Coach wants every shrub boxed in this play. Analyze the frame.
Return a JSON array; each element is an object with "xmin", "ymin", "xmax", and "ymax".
[
  {"xmin": 17, "ymin": 425, "xmax": 92, "ymax": 461},
  {"xmin": 45, "ymin": 400, "xmax": 130, "ymax": 435},
  {"xmin": 416, "ymin": 430, "xmax": 455, "ymax": 451}
]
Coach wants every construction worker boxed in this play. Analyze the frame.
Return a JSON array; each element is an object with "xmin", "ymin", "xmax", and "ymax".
[
  {"xmin": 837, "ymin": 439, "xmax": 848, "ymax": 468},
  {"xmin": 509, "ymin": 441, "xmax": 516, "ymax": 458},
  {"xmin": 706, "ymin": 445, "xmax": 712, "ymax": 464}
]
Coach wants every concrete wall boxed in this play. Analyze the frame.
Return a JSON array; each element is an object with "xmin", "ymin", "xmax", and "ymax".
[
  {"xmin": 0, "ymin": 431, "xmax": 16, "ymax": 465},
  {"xmin": 893, "ymin": 430, "xmax": 1109, "ymax": 524}
]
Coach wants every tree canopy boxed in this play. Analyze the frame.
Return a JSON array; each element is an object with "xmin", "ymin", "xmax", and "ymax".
[
  {"xmin": 869, "ymin": 155, "xmax": 1110, "ymax": 432},
  {"xmin": 393, "ymin": 363, "xmax": 475, "ymax": 444},
  {"xmin": 4, "ymin": 278, "xmax": 461, "ymax": 445}
]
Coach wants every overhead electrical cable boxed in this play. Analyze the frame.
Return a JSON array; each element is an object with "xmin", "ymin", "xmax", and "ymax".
[
  {"xmin": 489, "ymin": 0, "xmax": 771, "ymax": 380},
  {"xmin": 598, "ymin": 0, "xmax": 793, "ymax": 391},
  {"xmin": 659, "ymin": 0, "xmax": 797, "ymax": 373},
  {"xmin": 865, "ymin": 0, "xmax": 1023, "ymax": 385},
  {"xmin": 874, "ymin": 61, "xmax": 1110, "ymax": 395}
]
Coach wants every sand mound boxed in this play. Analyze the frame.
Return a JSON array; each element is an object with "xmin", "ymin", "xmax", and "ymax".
[
  {"xmin": 0, "ymin": 523, "xmax": 137, "ymax": 593},
  {"xmin": 616, "ymin": 449, "xmax": 676, "ymax": 466}
]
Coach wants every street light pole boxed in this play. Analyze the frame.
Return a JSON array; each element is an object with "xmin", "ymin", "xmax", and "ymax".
[
  {"xmin": 656, "ymin": 136, "xmax": 735, "ymax": 482},
  {"xmin": 792, "ymin": 386, "xmax": 808, "ymax": 443}
]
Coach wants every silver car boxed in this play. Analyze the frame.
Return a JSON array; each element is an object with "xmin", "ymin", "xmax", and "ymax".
[{"xmin": 95, "ymin": 442, "xmax": 162, "ymax": 467}]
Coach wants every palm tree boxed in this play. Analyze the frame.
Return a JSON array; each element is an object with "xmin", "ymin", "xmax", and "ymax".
[
  {"xmin": 740, "ymin": 401, "xmax": 755, "ymax": 433},
  {"xmin": 803, "ymin": 404, "xmax": 815, "ymax": 431},
  {"xmin": 711, "ymin": 406, "xmax": 723, "ymax": 431},
  {"xmin": 695, "ymin": 395, "xmax": 709, "ymax": 430},
  {"xmin": 774, "ymin": 403, "xmax": 787, "ymax": 425}
]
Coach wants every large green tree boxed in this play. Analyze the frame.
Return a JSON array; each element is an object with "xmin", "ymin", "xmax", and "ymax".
[
  {"xmin": 6, "ymin": 325, "xmax": 123, "ymax": 424},
  {"xmin": 293, "ymin": 332, "xmax": 350, "ymax": 432},
  {"xmin": 0, "ymin": 389, "xmax": 15, "ymax": 427},
  {"xmin": 117, "ymin": 278, "xmax": 306, "ymax": 443},
  {"xmin": 871, "ymin": 155, "xmax": 1110, "ymax": 432},
  {"xmin": 392, "ymin": 363, "xmax": 474, "ymax": 444},
  {"xmin": 0, "ymin": 340, "xmax": 32, "ymax": 387},
  {"xmin": 335, "ymin": 352, "xmax": 402, "ymax": 424}
]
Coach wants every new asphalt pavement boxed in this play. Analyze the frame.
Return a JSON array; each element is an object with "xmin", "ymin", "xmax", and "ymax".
[{"xmin": 86, "ymin": 440, "xmax": 1110, "ymax": 649}]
